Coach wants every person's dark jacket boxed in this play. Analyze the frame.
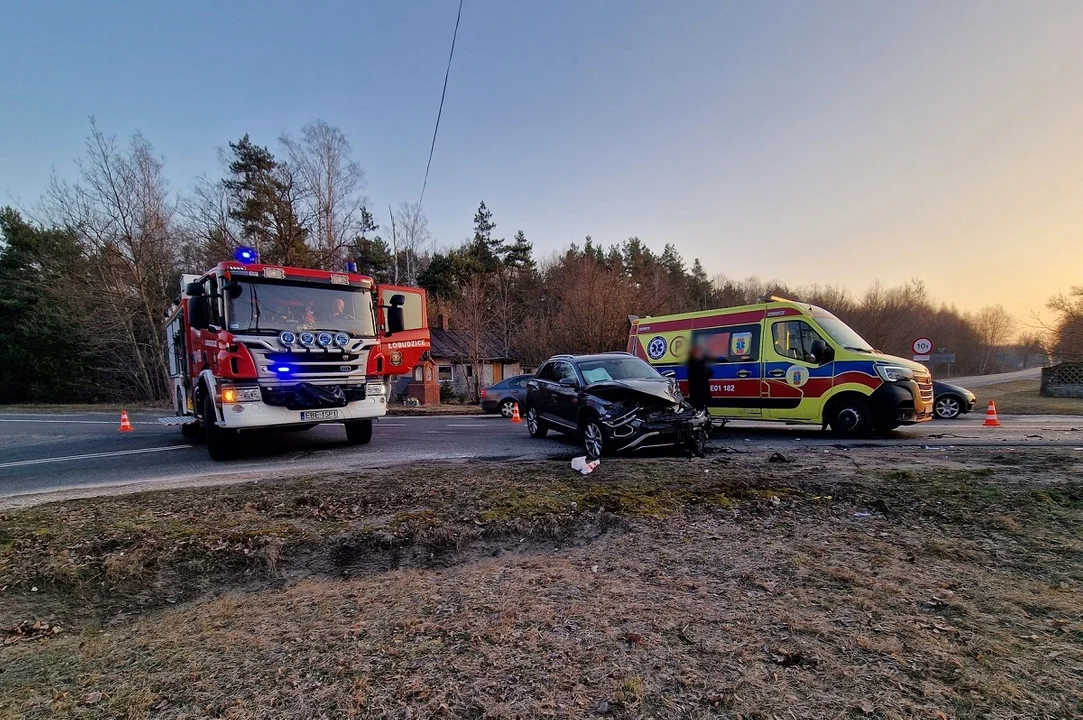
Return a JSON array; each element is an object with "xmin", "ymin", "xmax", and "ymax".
[{"xmin": 685, "ymin": 354, "xmax": 712, "ymax": 411}]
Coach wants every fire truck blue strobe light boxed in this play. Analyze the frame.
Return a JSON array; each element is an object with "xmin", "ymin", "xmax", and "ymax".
[
  {"xmin": 346, "ymin": 258, "xmax": 358, "ymax": 273},
  {"xmin": 234, "ymin": 246, "xmax": 259, "ymax": 264},
  {"xmin": 271, "ymin": 364, "xmax": 293, "ymax": 374}
]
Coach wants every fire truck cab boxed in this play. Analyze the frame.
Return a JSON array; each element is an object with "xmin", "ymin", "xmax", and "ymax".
[{"xmin": 164, "ymin": 251, "xmax": 429, "ymax": 459}]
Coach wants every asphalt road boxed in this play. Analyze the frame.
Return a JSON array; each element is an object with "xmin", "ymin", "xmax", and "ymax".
[{"xmin": 1, "ymin": 410, "xmax": 1081, "ymax": 502}]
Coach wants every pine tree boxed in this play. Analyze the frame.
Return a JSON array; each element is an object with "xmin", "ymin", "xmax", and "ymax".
[
  {"xmin": 466, "ymin": 201, "xmax": 503, "ymax": 271},
  {"xmin": 223, "ymin": 135, "xmax": 311, "ymax": 266},
  {"xmin": 503, "ymin": 230, "xmax": 535, "ymax": 271}
]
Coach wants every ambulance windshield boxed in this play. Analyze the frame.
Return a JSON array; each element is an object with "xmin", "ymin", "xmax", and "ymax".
[{"xmin": 813, "ymin": 312, "xmax": 873, "ymax": 352}]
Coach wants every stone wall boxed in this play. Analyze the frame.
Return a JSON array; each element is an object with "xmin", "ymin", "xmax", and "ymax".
[{"xmin": 1040, "ymin": 363, "xmax": 1083, "ymax": 398}]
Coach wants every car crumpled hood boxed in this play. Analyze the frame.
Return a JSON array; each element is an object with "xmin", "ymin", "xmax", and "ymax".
[{"xmin": 583, "ymin": 378, "xmax": 683, "ymax": 405}]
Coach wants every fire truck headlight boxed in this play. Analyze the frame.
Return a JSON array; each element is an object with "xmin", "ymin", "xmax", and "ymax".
[
  {"xmin": 221, "ymin": 387, "xmax": 261, "ymax": 403},
  {"xmin": 334, "ymin": 332, "xmax": 350, "ymax": 347},
  {"xmin": 279, "ymin": 331, "xmax": 296, "ymax": 346}
]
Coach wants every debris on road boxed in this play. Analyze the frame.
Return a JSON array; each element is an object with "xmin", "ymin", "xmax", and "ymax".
[{"xmin": 571, "ymin": 456, "xmax": 601, "ymax": 475}]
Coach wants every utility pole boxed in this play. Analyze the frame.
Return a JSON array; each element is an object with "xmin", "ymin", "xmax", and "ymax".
[{"xmin": 388, "ymin": 204, "xmax": 399, "ymax": 284}]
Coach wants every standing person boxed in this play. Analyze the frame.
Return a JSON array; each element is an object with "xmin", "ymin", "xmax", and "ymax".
[{"xmin": 685, "ymin": 343, "xmax": 712, "ymax": 412}]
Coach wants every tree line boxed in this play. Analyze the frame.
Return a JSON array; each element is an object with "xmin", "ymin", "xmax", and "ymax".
[{"xmin": 0, "ymin": 120, "xmax": 1074, "ymax": 404}]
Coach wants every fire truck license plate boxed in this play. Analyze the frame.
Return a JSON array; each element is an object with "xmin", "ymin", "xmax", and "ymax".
[{"xmin": 300, "ymin": 410, "xmax": 340, "ymax": 421}]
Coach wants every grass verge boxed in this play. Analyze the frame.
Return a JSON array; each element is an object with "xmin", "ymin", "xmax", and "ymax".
[{"xmin": 1, "ymin": 450, "xmax": 1081, "ymax": 719}]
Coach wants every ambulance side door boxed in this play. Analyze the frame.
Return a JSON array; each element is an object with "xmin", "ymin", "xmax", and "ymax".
[
  {"xmin": 763, "ymin": 319, "xmax": 832, "ymax": 421},
  {"xmin": 690, "ymin": 322, "xmax": 763, "ymax": 418}
]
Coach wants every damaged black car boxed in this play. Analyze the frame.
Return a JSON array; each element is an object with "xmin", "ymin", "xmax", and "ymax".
[{"xmin": 524, "ymin": 353, "xmax": 710, "ymax": 457}]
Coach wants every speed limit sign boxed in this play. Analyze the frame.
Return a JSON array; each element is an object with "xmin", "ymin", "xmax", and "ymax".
[{"xmin": 912, "ymin": 337, "xmax": 933, "ymax": 355}]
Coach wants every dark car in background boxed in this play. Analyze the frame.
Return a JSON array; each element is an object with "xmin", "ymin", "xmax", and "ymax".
[
  {"xmin": 480, "ymin": 374, "xmax": 532, "ymax": 417},
  {"xmin": 932, "ymin": 380, "xmax": 977, "ymax": 419},
  {"xmin": 524, "ymin": 353, "xmax": 709, "ymax": 457}
]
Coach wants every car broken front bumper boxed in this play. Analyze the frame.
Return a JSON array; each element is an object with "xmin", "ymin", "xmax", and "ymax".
[{"xmin": 604, "ymin": 408, "xmax": 710, "ymax": 452}]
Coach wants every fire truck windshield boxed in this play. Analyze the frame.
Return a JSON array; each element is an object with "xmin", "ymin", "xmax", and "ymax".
[{"xmin": 226, "ymin": 278, "xmax": 376, "ymax": 337}]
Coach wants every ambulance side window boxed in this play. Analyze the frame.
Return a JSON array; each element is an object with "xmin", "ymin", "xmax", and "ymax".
[
  {"xmin": 692, "ymin": 324, "xmax": 760, "ymax": 363},
  {"xmin": 772, "ymin": 321, "xmax": 824, "ymax": 363}
]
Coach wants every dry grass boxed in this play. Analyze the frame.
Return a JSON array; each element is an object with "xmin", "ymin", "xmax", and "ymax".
[
  {"xmin": 974, "ymin": 379, "xmax": 1083, "ymax": 415},
  {"xmin": 1, "ymin": 450, "xmax": 1081, "ymax": 719}
]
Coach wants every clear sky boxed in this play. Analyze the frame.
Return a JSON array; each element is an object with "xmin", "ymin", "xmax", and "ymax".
[{"xmin": 2, "ymin": 1, "xmax": 1082, "ymax": 323}]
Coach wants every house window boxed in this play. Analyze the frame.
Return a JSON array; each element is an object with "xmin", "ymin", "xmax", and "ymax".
[
  {"xmin": 465, "ymin": 365, "xmax": 474, "ymax": 377},
  {"xmin": 438, "ymin": 365, "xmax": 452, "ymax": 382}
]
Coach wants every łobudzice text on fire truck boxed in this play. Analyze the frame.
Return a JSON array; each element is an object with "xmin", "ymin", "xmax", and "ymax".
[{"xmin": 163, "ymin": 248, "xmax": 430, "ymax": 460}]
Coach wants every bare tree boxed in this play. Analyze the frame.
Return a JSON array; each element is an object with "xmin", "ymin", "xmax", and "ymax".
[
  {"xmin": 971, "ymin": 305, "xmax": 1015, "ymax": 373},
  {"xmin": 181, "ymin": 174, "xmax": 237, "ymax": 269},
  {"xmin": 43, "ymin": 119, "xmax": 179, "ymax": 400},
  {"xmin": 452, "ymin": 272, "xmax": 489, "ymax": 401},
  {"xmin": 391, "ymin": 201, "xmax": 431, "ymax": 285},
  {"xmin": 280, "ymin": 120, "xmax": 366, "ymax": 268}
]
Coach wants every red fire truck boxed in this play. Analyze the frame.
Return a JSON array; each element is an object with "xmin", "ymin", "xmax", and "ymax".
[{"xmin": 163, "ymin": 249, "xmax": 430, "ymax": 460}]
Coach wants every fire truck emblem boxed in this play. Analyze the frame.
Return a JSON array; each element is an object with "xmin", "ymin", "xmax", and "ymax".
[
  {"xmin": 647, "ymin": 336, "xmax": 668, "ymax": 360},
  {"xmin": 390, "ymin": 350, "xmax": 403, "ymax": 366}
]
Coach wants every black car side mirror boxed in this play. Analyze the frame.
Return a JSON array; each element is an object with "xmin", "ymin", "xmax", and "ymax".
[{"xmin": 558, "ymin": 377, "xmax": 579, "ymax": 389}]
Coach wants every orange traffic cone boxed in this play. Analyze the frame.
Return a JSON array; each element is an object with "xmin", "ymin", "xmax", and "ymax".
[
  {"xmin": 983, "ymin": 400, "xmax": 1001, "ymax": 427},
  {"xmin": 118, "ymin": 410, "xmax": 134, "ymax": 432},
  {"xmin": 510, "ymin": 403, "xmax": 523, "ymax": 423}
]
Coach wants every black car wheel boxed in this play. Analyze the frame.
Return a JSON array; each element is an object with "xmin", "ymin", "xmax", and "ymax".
[
  {"xmin": 582, "ymin": 418, "xmax": 606, "ymax": 458},
  {"xmin": 344, "ymin": 419, "xmax": 373, "ymax": 444},
  {"xmin": 526, "ymin": 406, "xmax": 548, "ymax": 438},
  {"xmin": 499, "ymin": 398, "xmax": 517, "ymax": 418},
  {"xmin": 934, "ymin": 395, "xmax": 962, "ymax": 419},
  {"xmin": 829, "ymin": 397, "xmax": 872, "ymax": 436}
]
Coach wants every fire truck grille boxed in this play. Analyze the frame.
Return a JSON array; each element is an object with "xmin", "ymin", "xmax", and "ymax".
[{"xmin": 257, "ymin": 350, "xmax": 366, "ymax": 380}]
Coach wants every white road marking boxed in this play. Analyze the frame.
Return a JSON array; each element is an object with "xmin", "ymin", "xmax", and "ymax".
[
  {"xmin": 0, "ymin": 445, "xmax": 191, "ymax": 469},
  {"xmin": 0, "ymin": 418, "xmax": 159, "ymax": 425}
]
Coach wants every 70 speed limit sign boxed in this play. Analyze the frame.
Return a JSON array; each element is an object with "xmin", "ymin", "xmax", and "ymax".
[{"xmin": 912, "ymin": 337, "xmax": 933, "ymax": 355}]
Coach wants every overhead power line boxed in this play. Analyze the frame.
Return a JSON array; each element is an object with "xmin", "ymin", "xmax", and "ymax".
[{"xmin": 418, "ymin": 0, "xmax": 464, "ymax": 211}]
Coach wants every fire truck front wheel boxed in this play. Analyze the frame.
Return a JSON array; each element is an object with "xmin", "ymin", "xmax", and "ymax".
[
  {"xmin": 202, "ymin": 395, "xmax": 238, "ymax": 461},
  {"xmin": 344, "ymin": 419, "xmax": 373, "ymax": 445}
]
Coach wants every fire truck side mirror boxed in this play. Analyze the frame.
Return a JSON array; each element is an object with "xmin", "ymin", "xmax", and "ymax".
[
  {"xmin": 386, "ymin": 294, "xmax": 406, "ymax": 336},
  {"xmin": 188, "ymin": 296, "xmax": 210, "ymax": 330},
  {"xmin": 186, "ymin": 282, "xmax": 205, "ymax": 297}
]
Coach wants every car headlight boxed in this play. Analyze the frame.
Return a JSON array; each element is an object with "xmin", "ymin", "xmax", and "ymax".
[{"xmin": 875, "ymin": 365, "xmax": 914, "ymax": 382}]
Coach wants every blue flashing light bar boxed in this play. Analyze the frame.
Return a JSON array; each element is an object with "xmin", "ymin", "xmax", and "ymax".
[
  {"xmin": 271, "ymin": 365, "xmax": 293, "ymax": 374},
  {"xmin": 346, "ymin": 258, "xmax": 358, "ymax": 273},
  {"xmin": 235, "ymin": 246, "xmax": 259, "ymax": 264}
]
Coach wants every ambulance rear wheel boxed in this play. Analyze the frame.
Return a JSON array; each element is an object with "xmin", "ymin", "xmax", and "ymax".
[
  {"xmin": 829, "ymin": 397, "xmax": 872, "ymax": 437},
  {"xmin": 345, "ymin": 419, "xmax": 373, "ymax": 445},
  {"xmin": 202, "ymin": 395, "xmax": 238, "ymax": 461}
]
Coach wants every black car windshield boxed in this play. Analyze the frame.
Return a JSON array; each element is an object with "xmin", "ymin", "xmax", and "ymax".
[
  {"xmin": 227, "ymin": 278, "xmax": 376, "ymax": 337},
  {"xmin": 813, "ymin": 312, "xmax": 873, "ymax": 352},
  {"xmin": 576, "ymin": 356, "xmax": 661, "ymax": 384}
]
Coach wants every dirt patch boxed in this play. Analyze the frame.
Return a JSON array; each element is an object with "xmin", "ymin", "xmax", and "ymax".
[
  {"xmin": 1, "ymin": 449, "xmax": 1081, "ymax": 719},
  {"xmin": 385, "ymin": 403, "xmax": 484, "ymax": 416}
]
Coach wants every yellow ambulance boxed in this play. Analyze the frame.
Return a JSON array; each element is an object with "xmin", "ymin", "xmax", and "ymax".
[{"xmin": 626, "ymin": 298, "xmax": 933, "ymax": 434}]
